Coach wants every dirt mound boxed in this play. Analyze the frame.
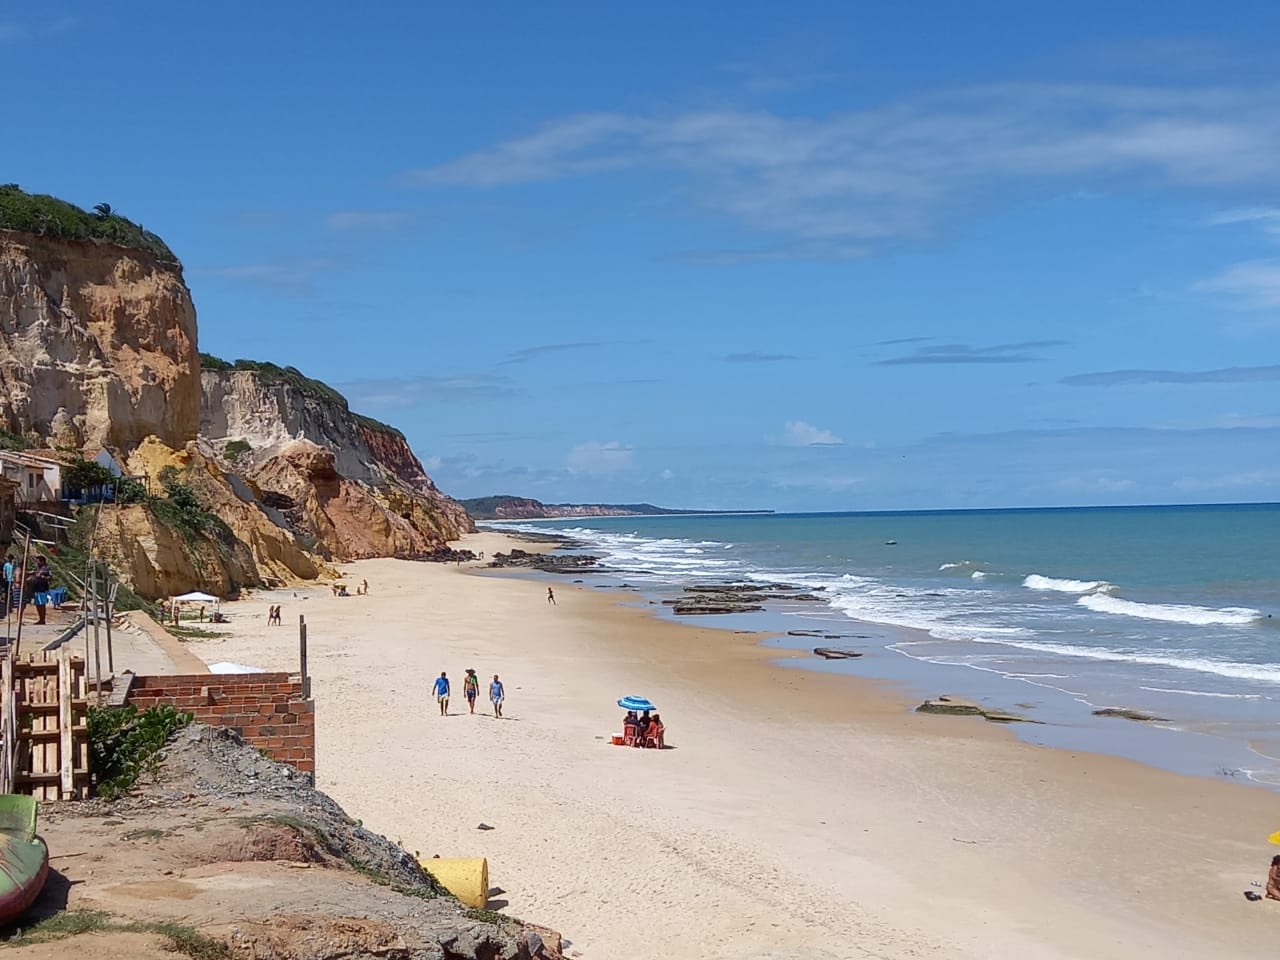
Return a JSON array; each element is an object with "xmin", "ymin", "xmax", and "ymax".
[{"xmin": 22, "ymin": 724, "xmax": 562, "ymax": 959}]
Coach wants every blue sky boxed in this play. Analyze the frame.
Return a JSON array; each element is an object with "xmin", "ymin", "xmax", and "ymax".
[{"xmin": 6, "ymin": 2, "xmax": 1280, "ymax": 510}]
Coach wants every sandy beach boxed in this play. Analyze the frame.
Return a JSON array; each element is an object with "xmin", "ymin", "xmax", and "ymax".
[{"xmin": 187, "ymin": 532, "xmax": 1276, "ymax": 959}]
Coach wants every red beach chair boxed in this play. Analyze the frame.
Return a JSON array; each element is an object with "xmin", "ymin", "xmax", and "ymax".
[{"xmin": 623, "ymin": 723, "xmax": 639, "ymax": 746}]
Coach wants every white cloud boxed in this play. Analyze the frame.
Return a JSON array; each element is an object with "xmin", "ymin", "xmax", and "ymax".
[
  {"xmin": 660, "ymin": 468, "xmax": 675, "ymax": 480},
  {"xmin": 1206, "ymin": 206, "xmax": 1280, "ymax": 236},
  {"xmin": 326, "ymin": 210, "xmax": 413, "ymax": 232},
  {"xmin": 1195, "ymin": 259, "xmax": 1280, "ymax": 309},
  {"xmin": 410, "ymin": 83, "xmax": 1280, "ymax": 254},
  {"xmin": 783, "ymin": 420, "xmax": 844, "ymax": 446},
  {"xmin": 567, "ymin": 440, "xmax": 634, "ymax": 474}
]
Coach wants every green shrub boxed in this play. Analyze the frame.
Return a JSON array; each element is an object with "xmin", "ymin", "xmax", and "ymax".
[
  {"xmin": 0, "ymin": 185, "xmax": 178, "ymax": 264},
  {"xmin": 0, "ymin": 428, "xmax": 26, "ymax": 450},
  {"xmin": 63, "ymin": 458, "xmax": 116, "ymax": 496},
  {"xmin": 87, "ymin": 703, "xmax": 193, "ymax": 799},
  {"xmin": 223, "ymin": 439, "xmax": 251, "ymax": 463}
]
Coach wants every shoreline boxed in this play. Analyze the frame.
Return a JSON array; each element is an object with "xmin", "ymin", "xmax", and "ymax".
[
  {"xmin": 190, "ymin": 532, "xmax": 1278, "ymax": 959},
  {"xmin": 491, "ymin": 521, "xmax": 1280, "ymax": 791}
]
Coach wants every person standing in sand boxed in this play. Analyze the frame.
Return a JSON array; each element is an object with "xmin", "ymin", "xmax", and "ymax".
[
  {"xmin": 489, "ymin": 674, "xmax": 505, "ymax": 718},
  {"xmin": 547, "ymin": 587, "xmax": 556, "ymax": 605},
  {"xmin": 463, "ymin": 669, "xmax": 480, "ymax": 714},
  {"xmin": 433, "ymin": 671, "xmax": 450, "ymax": 716},
  {"xmin": 1268, "ymin": 854, "xmax": 1280, "ymax": 901}
]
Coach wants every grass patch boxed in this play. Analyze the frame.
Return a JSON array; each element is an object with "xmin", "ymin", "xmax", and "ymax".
[
  {"xmin": 7, "ymin": 910, "xmax": 228, "ymax": 958},
  {"xmin": 463, "ymin": 908, "xmax": 509, "ymax": 924},
  {"xmin": 120, "ymin": 828, "xmax": 170, "ymax": 842},
  {"xmin": 167, "ymin": 625, "xmax": 229, "ymax": 640}
]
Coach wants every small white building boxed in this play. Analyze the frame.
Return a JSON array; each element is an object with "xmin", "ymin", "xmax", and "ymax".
[{"xmin": 0, "ymin": 451, "xmax": 66, "ymax": 505}]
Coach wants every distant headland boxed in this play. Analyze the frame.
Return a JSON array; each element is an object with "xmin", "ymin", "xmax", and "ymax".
[{"xmin": 460, "ymin": 495, "xmax": 774, "ymax": 521}]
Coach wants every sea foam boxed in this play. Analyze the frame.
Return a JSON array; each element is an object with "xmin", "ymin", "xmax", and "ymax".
[
  {"xmin": 1077, "ymin": 593, "xmax": 1262, "ymax": 626},
  {"xmin": 973, "ymin": 637, "xmax": 1280, "ymax": 685},
  {"xmin": 1023, "ymin": 574, "xmax": 1108, "ymax": 593}
]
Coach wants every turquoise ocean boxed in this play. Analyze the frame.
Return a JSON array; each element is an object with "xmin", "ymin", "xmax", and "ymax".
[{"xmin": 493, "ymin": 504, "xmax": 1280, "ymax": 788}]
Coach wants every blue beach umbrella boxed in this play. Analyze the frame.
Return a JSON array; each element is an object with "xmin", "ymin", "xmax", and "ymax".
[{"xmin": 617, "ymin": 695, "xmax": 657, "ymax": 712}]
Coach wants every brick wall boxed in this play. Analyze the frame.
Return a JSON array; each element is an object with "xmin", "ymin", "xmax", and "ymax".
[{"xmin": 126, "ymin": 672, "xmax": 315, "ymax": 777}]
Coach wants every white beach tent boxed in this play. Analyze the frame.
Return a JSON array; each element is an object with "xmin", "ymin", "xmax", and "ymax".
[{"xmin": 170, "ymin": 590, "xmax": 221, "ymax": 612}]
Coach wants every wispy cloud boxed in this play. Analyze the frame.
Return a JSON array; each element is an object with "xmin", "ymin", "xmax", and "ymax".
[
  {"xmin": 782, "ymin": 420, "xmax": 844, "ymax": 446},
  {"xmin": 1206, "ymin": 206, "xmax": 1280, "ymax": 236},
  {"xmin": 326, "ymin": 210, "xmax": 413, "ymax": 232},
  {"xmin": 876, "ymin": 339, "xmax": 1068, "ymax": 365},
  {"xmin": 338, "ymin": 374, "xmax": 522, "ymax": 406},
  {"xmin": 409, "ymin": 83, "xmax": 1280, "ymax": 256},
  {"xmin": 675, "ymin": 244, "xmax": 868, "ymax": 265},
  {"xmin": 567, "ymin": 440, "xmax": 634, "ymax": 474},
  {"xmin": 499, "ymin": 341, "xmax": 609, "ymax": 365},
  {"xmin": 1195, "ymin": 259, "xmax": 1280, "ymax": 309},
  {"xmin": 877, "ymin": 336, "xmax": 936, "ymax": 346},
  {"xmin": 724, "ymin": 352, "xmax": 798, "ymax": 363},
  {"xmin": 193, "ymin": 258, "xmax": 340, "ymax": 293},
  {"xmin": 0, "ymin": 16, "xmax": 78, "ymax": 41},
  {"xmin": 1062, "ymin": 364, "xmax": 1280, "ymax": 386}
]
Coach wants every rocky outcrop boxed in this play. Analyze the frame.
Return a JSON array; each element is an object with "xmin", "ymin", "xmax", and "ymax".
[
  {"xmin": 201, "ymin": 366, "xmax": 473, "ymax": 560},
  {"xmin": 0, "ymin": 230, "xmax": 200, "ymax": 450}
]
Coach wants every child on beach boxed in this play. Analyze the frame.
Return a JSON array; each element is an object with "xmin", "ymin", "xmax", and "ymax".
[
  {"xmin": 463, "ymin": 669, "xmax": 480, "ymax": 714},
  {"xmin": 433, "ymin": 672, "xmax": 450, "ymax": 715},
  {"xmin": 489, "ymin": 674, "xmax": 505, "ymax": 718},
  {"xmin": 547, "ymin": 587, "xmax": 555, "ymax": 605}
]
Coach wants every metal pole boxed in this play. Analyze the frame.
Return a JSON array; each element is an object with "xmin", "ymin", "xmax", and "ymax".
[{"xmin": 299, "ymin": 615, "xmax": 309, "ymax": 699}]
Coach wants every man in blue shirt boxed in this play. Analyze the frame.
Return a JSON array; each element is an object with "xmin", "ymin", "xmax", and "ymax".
[
  {"xmin": 489, "ymin": 674, "xmax": 505, "ymax": 719},
  {"xmin": 432, "ymin": 671, "xmax": 450, "ymax": 716}
]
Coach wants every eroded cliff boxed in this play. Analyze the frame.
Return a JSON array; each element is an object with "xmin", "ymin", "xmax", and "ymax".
[
  {"xmin": 0, "ymin": 189, "xmax": 473, "ymax": 595},
  {"xmin": 0, "ymin": 229, "xmax": 200, "ymax": 450},
  {"xmin": 201, "ymin": 364, "xmax": 473, "ymax": 561}
]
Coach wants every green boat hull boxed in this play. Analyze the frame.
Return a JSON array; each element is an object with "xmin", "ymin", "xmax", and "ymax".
[{"xmin": 0, "ymin": 795, "xmax": 48, "ymax": 923}]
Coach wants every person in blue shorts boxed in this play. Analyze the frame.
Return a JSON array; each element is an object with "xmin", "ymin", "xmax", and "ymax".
[
  {"xmin": 489, "ymin": 674, "xmax": 505, "ymax": 718},
  {"xmin": 432, "ymin": 671, "xmax": 450, "ymax": 716}
]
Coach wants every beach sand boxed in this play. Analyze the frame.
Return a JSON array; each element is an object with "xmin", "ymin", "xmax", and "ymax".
[{"xmin": 190, "ymin": 532, "xmax": 1276, "ymax": 959}]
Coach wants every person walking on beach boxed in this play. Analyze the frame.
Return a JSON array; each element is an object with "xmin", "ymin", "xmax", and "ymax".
[
  {"xmin": 433, "ymin": 671, "xmax": 451, "ymax": 716},
  {"xmin": 463, "ymin": 669, "xmax": 480, "ymax": 714},
  {"xmin": 547, "ymin": 587, "xmax": 555, "ymax": 605},
  {"xmin": 489, "ymin": 674, "xmax": 505, "ymax": 718}
]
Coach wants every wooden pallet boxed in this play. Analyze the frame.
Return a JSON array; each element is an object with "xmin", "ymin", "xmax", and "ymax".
[{"xmin": 0, "ymin": 650, "xmax": 91, "ymax": 799}]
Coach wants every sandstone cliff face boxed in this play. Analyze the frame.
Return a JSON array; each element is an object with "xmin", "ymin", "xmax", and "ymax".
[
  {"xmin": 90, "ymin": 438, "xmax": 328, "ymax": 599},
  {"xmin": 0, "ymin": 230, "xmax": 200, "ymax": 450},
  {"xmin": 201, "ymin": 368, "xmax": 473, "ymax": 561}
]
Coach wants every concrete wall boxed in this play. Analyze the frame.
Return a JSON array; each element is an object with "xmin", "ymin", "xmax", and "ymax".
[{"xmin": 126, "ymin": 672, "xmax": 315, "ymax": 777}]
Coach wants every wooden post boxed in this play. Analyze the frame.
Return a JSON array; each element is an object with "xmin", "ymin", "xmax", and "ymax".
[
  {"xmin": 91, "ymin": 565, "xmax": 103, "ymax": 701},
  {"xmin": 299, "ymin": 615, "xmax": 309, "ymax": 700},
  {"xmin": 57, "ymin": 650, "xmax": 73, "ymax": 799},
  {"xmin": 11, "ymin": 529, "xmax": 30, "ymax": 661},
  {"xmin": 105, "ymin": 582, "xmax": 117, "ymax": 674},
  {"xmin": 1, "ymin": 654, "xmax": 12, "ymax": 795}
]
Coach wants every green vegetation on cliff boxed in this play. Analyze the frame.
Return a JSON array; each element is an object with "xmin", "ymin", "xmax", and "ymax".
[
  {"xmin": 0, "ymin": 184, "xmax": 179, "ymax": 264},
  {"xmin": 200, "ymin": 353, "xmax": 404, "ymax": 438}
]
